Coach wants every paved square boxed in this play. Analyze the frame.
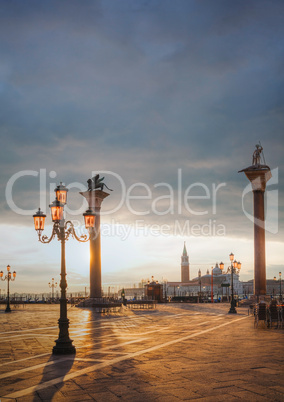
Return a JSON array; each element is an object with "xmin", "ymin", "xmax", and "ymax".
[{"xmin": 0, "ymin": 303, "xmax": 283, "ymax": 401}]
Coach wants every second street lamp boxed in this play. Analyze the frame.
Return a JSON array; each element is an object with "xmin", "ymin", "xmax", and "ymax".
[
  {"xmin": 0, "ymin": 265, "xmax": 16, "ymax": 313},
  {"xmin": 33, "ymin": 182, "xmax": 95, "ymax": 355},
  {"xmin": 226, "ymin": 253, "xmax": 241, "ymax": 314},
  {"xmin": 49, "ymin": 278, "xmax": 58, "ymax": 302}
]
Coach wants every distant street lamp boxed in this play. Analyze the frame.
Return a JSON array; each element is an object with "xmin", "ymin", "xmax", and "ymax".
[
  {"xmin": 163, "ymin": 278, "xmax": 168, "ymax": 301},
  {"xmin": 211, "ymin": 267, "xmax": 214, "ymax": 303},
  {"xmin": 121, "ymin": 288, "xmax": 126, "ymax": 305},
  {"xmin": 274, "ymin": 272, "xmax": 282, "ymax": 301},
  {"xmin": 226, "ymin": 253, "xmax": 241, "ymax": 314},
  {"xmin": 0, "ymin": 265, "xmax": 16, "ymax": 313},
  {"xmin": 198, "ymin": 269, "xmax": 202, "ymax": 293},
  {"xmin": 33, "ymin": 182, "xmax": 95, "ymax": 355},
  {"xmin": 49, "ymin": 278, "xmax": 58, "ymax": 302}
]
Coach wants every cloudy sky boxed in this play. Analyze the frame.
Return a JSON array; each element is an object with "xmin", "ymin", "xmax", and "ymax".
[{"xmin": 0, "ymin": 0, "xmax": 283, "ymax": 294}]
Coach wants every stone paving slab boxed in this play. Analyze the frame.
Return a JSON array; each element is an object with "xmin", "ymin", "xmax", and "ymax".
[{"xmin": 0, "ymin": 303, "xmax": 283, "ymax": 401}]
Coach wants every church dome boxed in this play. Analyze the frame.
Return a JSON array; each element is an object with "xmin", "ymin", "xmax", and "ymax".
[{"xmin": 212, "ymin": 263, "xmax": 222, "ymax": 276}]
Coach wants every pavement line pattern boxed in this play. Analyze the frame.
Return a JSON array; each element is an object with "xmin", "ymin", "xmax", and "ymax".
[
  {"xmin": 74, "ymin": 357, "xmax": 110, "ymax": 362},
  {"xmin": 85, "ymin": 337, "xmax": 149, "ymax": 354},
  {"xmin": 111, "ymin": 326, "xmax": 170, "ymax": 336},
  {"xmin": 0, "ymin": 338, "xmax": 149, "ymax": 380},
  {"xmin": 0, "ymin": 324, "xmax": 120, "ymax": 342},
  {"xmin": 0, "ymin": 352, "xmax": 51, "ymax": 366},
  {"xmin": 0, "ymin": 357, "xmax": 71, "ymax": 380},
  {"xmin": 0, "ymin": 325, "xmax": 58, "ymax": 336},
  {"xmin": 0, "ymin": 333, "xmax": 57, "ymax": 341},
  {"xmin": 2, "ymin": 316, "xmax": 248, "ymax": 399},
  {"xmin": 1, "ymin": 335, "xmax": 120, "ymax": 366},
  {"xmin": 0, "ymin": 316, "xmax": 221, "ymax": 365},
  {"xmin": 0, "ymin": 316, "xmax": 130, "ymax": 336}
]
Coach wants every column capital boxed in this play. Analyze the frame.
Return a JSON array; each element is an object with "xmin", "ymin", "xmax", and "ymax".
[
  {"xmin": 239, "ymin": 166, "xmax": 271, "ymax": 191},
  {"xmin": 80, "ymin": 190, "xmax": 110, "ymax": 209}
]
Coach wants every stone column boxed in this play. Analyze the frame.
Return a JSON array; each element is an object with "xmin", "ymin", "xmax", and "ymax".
[
  {"xmin": 80, "ymin": 190, "xmax": 109, "ymax": 299},
  {"xmin": 239, "ymin": 167, "xmax": 271, "ymax": 298}
]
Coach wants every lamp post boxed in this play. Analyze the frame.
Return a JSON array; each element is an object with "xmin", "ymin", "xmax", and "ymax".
[
  {"xmin": 49, "ymin": 278, "xmax": 58, "ymax": 302},
  {"xmin": 33, "ymin": 182, "xmax": 95, "ymax": 355},
  {"xmin": 274, "ymin": 272, "xmax": 282, "ymax": 302},
  {"xmin": 220, "ymin": 262, "xmax": 225, "ymax": 301},
  {"xmin": 0, "ymin": 265, "xmax": 16, "ymax": 313},
  {"xmin": 227, "ymin": 253, "xmax": 241, "ymax": 314},
  {"xmin": 211, "ymin": 267, "xmax": 214, "ymax": 303},
  {"xmin": 121, "ymin": 288, "xmax": 126, "ymax": 305},
  {"xmin": 163, "ymin": 278, "xmax": 168, "ymax": 301},
  {"xmin": 198, "ymin": 269, "xmax": 202, "ymax": 302}
]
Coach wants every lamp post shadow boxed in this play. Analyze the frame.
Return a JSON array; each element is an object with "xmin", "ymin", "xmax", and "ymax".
[{"xmin": 32, "ymin": 354, "xmax": 75, "ymax": 401}]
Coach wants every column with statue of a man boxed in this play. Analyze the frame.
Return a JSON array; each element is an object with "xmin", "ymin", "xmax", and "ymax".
[
  {"xmin": 80, "ymin": 174, "xmax": 112, "ymax": 300},
  {"xmin": 239, "ymin": 144, "xmax": 271, "ymax": 299}
]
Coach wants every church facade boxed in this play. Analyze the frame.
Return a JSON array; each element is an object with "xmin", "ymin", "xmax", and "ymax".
[{"xmin": 166, "ymin": 244, "xmax": 243, "ymax": 298}]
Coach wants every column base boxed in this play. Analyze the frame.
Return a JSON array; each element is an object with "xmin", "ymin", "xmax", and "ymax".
[
  {"xmin": 53, "ymin": 340, "xmax": 76, "ymax": 355},
  {"xmin": 228, "ymin": 304, "xmax": 237, "ymax": 314}
]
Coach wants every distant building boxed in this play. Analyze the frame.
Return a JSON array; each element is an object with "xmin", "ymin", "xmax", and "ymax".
[
  {"xmin": 242, "ymin": 280, "xmax": 254, "ymax": 296},
  {"xmin": 243, "ymin": 279, "xmax": 282, "ymax": 298},
  {"xmin": 167, "ymin": 260, "xmax": 243, "ymax": 298},
  {"xmin": 145, "ymin": 278, "xmax": 163, "ymax": 301},
  {"xmin": 118, "ymin": 287, "xmax": 145, "ymax": 300},
  {"xmin": 181, "ymin": 242, "xmax": 190, "ymax": 282}
]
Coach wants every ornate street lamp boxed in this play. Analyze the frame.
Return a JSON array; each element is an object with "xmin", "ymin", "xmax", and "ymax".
[
  {"xmin": 83, "ymin": 209, "xmax": 95, "ymax": 229},
  {"xmin": 33, "ymin": 208, "xmax": 46, "ymax": 235},
  {"xmin": 226, "ymin": 253, "xmax": 241, "ymax": 314},
  {"xmin": 55, "ymin": 182, "xmax": 68, "ymax": 204},
  {"xmin": 0, "ymin": 265, "xmax": 16, "ymax": 313},
  {"xmin": 49, "ymin": 278, "xmax": 58, "ymax": 302},
  {"xmin": 33, "ymin": 183, "xmax": 95, "ymax": 355}
]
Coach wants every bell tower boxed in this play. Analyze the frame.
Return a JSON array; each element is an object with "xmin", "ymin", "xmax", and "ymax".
[{"xmin": 181, "ymin": 242, "xmax": 190, "ymax": 282}]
